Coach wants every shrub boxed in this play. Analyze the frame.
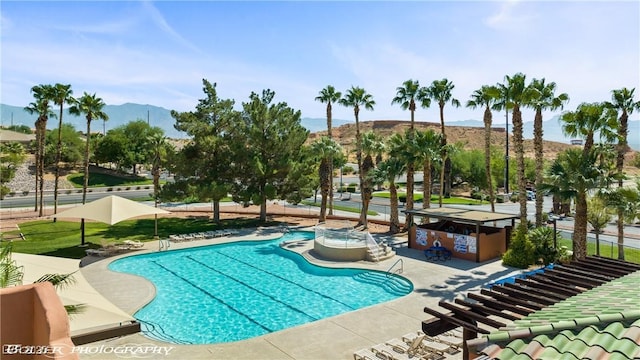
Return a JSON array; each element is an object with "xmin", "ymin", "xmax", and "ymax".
[
  {"xmin": 496, "ymin": 195, "xmax": 505, "ymax": 203},
  {"xmin": 125, "ymin": 186, "xmax": 131, "ymax": 191},
  {"xmin": 342, "ymin": 165, "xmax": 355, "ymax": 174},
  {"xmin": 528, "ymin": 226, "xmax": 561, "ymax": 265},
  {"xmin": 502, "ymin": 225, "xmax": 536, "ymax": 268},
  {"xmin": 107, "ymin": 187, "xmax": 113, "ymax": 192},
  {"xmin": 0, "ymin": 186, "xmax": 10, "ymax": 200},
  {"xmin": 22, "ymin": 191, "xmax": 30, "ymax": 196}
]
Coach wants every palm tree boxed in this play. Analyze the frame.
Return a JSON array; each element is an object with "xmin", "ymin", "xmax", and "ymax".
[
  {"xmin": 315, "ymin": 86, "xmax": 342, "ymax": 216},
  {"xmin": 69, "ymin": 92, "xmax": 109, "ymax": 204},
  {"xmin": 414, "ymin": 129, "xmax": 442, "ymax": 210},
  {"xmin": 543, "ymin": 148, "xmax": 612, "ymax": 259},
  {"xmin": 606, "ymin": 87, "xmax": 640, "ymax": 186},
  {"xmin": 309, "ymin": 137, "xmax": 343, "ymax": 222},
  {"xmin": 587, "ymin": 195, "xmax": 612, "ymax": 256},
  {"xmin": 426, "ymin": 79, "xmax": 460, "ymax": 199},
  {"xmin": 562, "ymin": 102, "xmax": 618, "ymax": 156},
  {"xmin": 500, "ymin": 73, "xmax": 531, "ymax": 224},
  {"xmin": 388, "ymin": 130, "xmax": 419, "ymax": 229},
  {"xmin": 605, "ymin": 87, "xmax": 640, "ymax": 259},
  {"xmin": 467, "ymin": 85, "xmax": 500, "ymax": 212},
  {"xmin": 24, "ymin": 84, "xmax": 55, "ymax": 217},
  {"xmin": 528, "ymin": 78, "xmax": 569, "ymax": 226},
  {"xmin": 339, "ymin": 86, "xmax": 375, "ymax": 228},
  {"xmin": 51, "ymin": 83, "xmax": 74, "ymax": 217},
  {"xmin": 375, "ymin": 158, "xmax": 406, "ymax": 233},
  {"xmin": 391, "ymin": 79, "xmax": 430, "ymax": 228},
  {"xmin": 360, "ymin": 131, "xmax": 385, "ymax": 227}
]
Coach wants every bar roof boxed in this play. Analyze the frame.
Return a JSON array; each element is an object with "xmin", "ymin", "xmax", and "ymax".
[{"xmin": 404, "ymin": 207, "xmax": 520, "ymax": 225}]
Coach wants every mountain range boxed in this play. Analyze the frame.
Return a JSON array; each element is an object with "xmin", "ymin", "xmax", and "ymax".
[{"xmin": 1, "ymin": 102, "xmax": 638, "ymax": 150}]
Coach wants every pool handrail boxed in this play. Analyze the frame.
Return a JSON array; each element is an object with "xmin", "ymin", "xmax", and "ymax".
[{"xmin": 385, "ymin": 258, "xmax": 404, "ymax": 277}]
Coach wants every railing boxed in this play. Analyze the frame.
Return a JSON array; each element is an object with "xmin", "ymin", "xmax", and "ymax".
[
  {"xmin": 365, "ymin": 232, "xmax": 380, "ymax": 262},
  {"xmin": 386, "ymin": 258, "xmax": 404, "ymax": 277},
  {"xmin": 158, "ymin": 238, "xmax": 170, "ymax": 252}
]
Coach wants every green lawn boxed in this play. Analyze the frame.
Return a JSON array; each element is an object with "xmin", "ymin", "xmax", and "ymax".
[
  {"xmin": 373, "ymin": 191, "xmax": 486, "ymax": 205},
  {"xmin": 557, "ymin": 238, "xmax": 640, "ymax": 264},
  {"xmin": 67, "ymin": 172, "xmax": 153, "ymax": 188},
  {"xmin": 3, "ymin": 217, "xmax": 270, "ymax": 259},
  {"xmin": 301, "ymin": 200, "xmax": 378, "ymax": 215}
]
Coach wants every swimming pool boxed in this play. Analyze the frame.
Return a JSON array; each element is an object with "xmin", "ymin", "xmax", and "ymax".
[{"xmin": 109, "ymin": 231, "xmax": 413, "ymax": 344}]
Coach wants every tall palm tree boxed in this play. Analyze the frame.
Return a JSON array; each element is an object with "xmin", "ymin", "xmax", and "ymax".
[
  {"xmin": 360, "ymin": 131, "xmax": 385, "ymax": 226},
  {"xmin": 375, "ymin": 157, "xmax": 406, "ymax": 233},
  {"xmin": 309, "ymin": 137, "xmax": 343, "ymax": 222},
  {"xmin": 501, "ymin": 73, "xmax": 531, "ymax": 224},
  {"xmin": 51, "ymin": 83, "xmax": 74, "ymax": 217},
  {"xmin": 605, "ymin": 87, "xmax": 640, "ymax": 259},
  {"xmin": 391, "ymin": 79, "xmax": 430, "ymax": 228},
  {"xmin": 388, "ymin": 130, "xmax": 419, "ymax": 229},
  {"xmin": 414, "ymin": 129, "xmax": 442, "ymax": 210},
  {"xmin": 315, "ymin": 86, "xmax": 342, "ymax": 216},
  {"xmin": 426, "ymin": 79, "xmax": 460, "ymax": 199},
  {"xmin": 466, "ymin": 85, "xmax": 500, "ymax": 212},
  {"xmin": 543, "ymin": 148, "xmax": 611, "ymax": 259},
  {"xmin": 69, "ymin": 92, "xmax": 109, "ymax": 204},
  {"xmin": 24, "ymin": 84, "xmax": 55, "ymax": 217},
  {"xmin": 492, "ymin": 82, "xmax": 511, "ymax": 195},
  {"xmin": 528, "ymin": 78, "xmax": 569, "ymax": 226},
  {"xmin": 339, "ymin": 86, "xmax": 375, "ymax": 228}
]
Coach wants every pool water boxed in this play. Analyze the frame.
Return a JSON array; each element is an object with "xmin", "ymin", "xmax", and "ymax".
[{"xmin": 109, "ymin": 231, "xmax": 413, "ymax": 344}]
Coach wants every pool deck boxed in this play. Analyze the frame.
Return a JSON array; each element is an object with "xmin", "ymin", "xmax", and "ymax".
[{"xmin": 19, "ymin": 226, "xmax": 521, "ymax": 359}]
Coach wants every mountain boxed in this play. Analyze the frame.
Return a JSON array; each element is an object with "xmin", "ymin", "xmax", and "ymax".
[{"xmin": 1, "ymin": 102, "xmax": 638, "ymax": 150}]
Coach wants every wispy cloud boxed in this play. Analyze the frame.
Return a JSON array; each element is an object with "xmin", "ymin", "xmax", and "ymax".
[{"xmin": 141, "ymin": 0, "xmax": 201, "ymax": 54}]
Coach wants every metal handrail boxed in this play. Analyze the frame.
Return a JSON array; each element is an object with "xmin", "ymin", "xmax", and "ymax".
[{"xmin": 385, "ymin": 258, "xmax": 404, "ymax": 277}]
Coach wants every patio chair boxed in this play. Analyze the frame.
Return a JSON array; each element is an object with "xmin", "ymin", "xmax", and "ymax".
[
  {"xmin": 123, "ymin": 240, "xmax": 144, "ymax": 248},
  {"xmin": 386, "ymin": 335, "xmax": 425, "ymax": 357},
  {"xmin": 353, "ymin": 348, "xmax": 378, "ymax": 360}
]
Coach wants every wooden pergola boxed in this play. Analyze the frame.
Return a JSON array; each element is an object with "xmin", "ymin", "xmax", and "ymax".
[{"xmin": 421, "ymin": 256, "xmax": 640, "ymax": 360}]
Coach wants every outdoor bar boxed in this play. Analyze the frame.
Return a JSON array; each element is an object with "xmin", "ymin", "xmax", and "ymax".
[{"xmin": 404, "ymin": 208, "xmax": 519, "ymax": 262}]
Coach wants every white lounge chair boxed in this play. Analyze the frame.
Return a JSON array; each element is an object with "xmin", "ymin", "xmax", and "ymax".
[
  {"xmin": 123, "ymin": 240, "xmax": 144, "ymax": 248},
  {"xmin": 386, "ymin": 335, "xmax": 425, "ymax": 357},
  {"xmin": 353, "ymin": 348, "xmax": 378, "ymax": 360}
]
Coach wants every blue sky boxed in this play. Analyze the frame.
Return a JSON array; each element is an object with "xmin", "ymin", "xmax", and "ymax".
[{"xmin": 1, "ymin": 1, "xmax": 639, "ymax": 124}]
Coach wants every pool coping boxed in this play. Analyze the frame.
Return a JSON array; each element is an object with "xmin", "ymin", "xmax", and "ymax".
[{"xmin": 77, "ymin": 226, "xmax": 520, "ymax": 359}]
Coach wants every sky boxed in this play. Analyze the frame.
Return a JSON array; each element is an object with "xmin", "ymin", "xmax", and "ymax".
[{"xmin": 1, "ymin": 1, "xmax": 639, "ymax": 125}]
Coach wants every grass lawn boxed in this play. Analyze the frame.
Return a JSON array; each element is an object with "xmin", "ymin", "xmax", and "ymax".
[
  {"xmin": 557, "ymin": 238, "xmax": 640, "ymax": 264},
  {"xmin": 67, "ymin": 172, "xmax": 153, "ymax": 188},
  {"xmin": 373, "ymin": 191, "xmax": 487, "ymax": 205},
  {"xmin": 301, "ymin": 200, "xmax": 378, "ymax": 215},
  {"xmin": 4, "ymin": 217, "xmax": 272, "ymax": 259}
]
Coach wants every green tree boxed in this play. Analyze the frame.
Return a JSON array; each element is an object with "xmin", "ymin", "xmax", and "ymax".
[
  {"xmin": 360, "ymin": 131, "xmax": 385, "ymax": 227},
  {"xmin": 605, "ymin": 87, "xmax": 640, "ymax": 260},
  {"xmin": 528, "ymin": 78, "xmax": 569, "ymax": 226},
  {"xmin": 543, "ymin": 148, "xmax": 612, "ymax": 259},
  {"xmin": 43, "ymin": 124, "xmax": 83, "ymax": 167},
  {"xmin": 562, "ymin": 102, "xmax": 618, "ymax": 155},
  {"xmin": 315, "ymin": 85, "xmax": 342, "ymax": 215},
  {"xmin": 415, "ymin": 129, "xmax": 442, "ymax": 210},
  {"xmin": 426, "ymin": 79, "xmax": 460, "ymax": 199},
  {"xmin": 498, "ymin": 73, "xmax": 532, "ymax": 224},
  {"xmin": 587, "ymin": 196, "xmax": 612, "ymax": 256},
  {"xmin": 374, "ymin": 157, "xmax": 406, "ymax": 233},
  {"xmin": 392, "ymin": 79, "xmax": 430, "ymax": 227},
  {"xmin": 0, "ymin": 142, "xmax": 26, "ymax": 199},
  {"xmin": 69, "ymin": 92, "xmax": 109, "ymax": 204},
  {"xmin": 169, "ymin": 80, "xmax": 238, "ymax": 222},
  {"xmin": 51, "ymin": 83, "xmax": 74, "ymax": 217},
  {"xmin": 467, "ymin": 85, "xmax": 499, "ymax": 212},
  {"xmin": 24, "ymin": 84, "xmax": 55, "ymax": 216},
  {"xmin": 598, "ymin": 185, "xmax": 640, "ymax": 260},
  {"xmin": 309, "ymin": 137, "xmax": 343, "ymax": 222},
  {"xmin": 339, "ymin": 86, "xmax": 375, "ymax": 227},
  {"xmin": 231, "ymin": 89, "xmax": 309, "ymax": 221},
  {"xmin": 5, "ymin": 125, "xmax": 32, "ymax": 134}
]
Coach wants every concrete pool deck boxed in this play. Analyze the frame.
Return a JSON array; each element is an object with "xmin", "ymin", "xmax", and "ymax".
[{"xmin": 22, "ymin": 227, "xmax": 521, "ymax": 359}]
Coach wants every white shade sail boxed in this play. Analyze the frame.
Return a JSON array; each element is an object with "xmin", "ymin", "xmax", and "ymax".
[{"xmin": 55, "ymin": 195, "xmax": 169, "ymax": 225}]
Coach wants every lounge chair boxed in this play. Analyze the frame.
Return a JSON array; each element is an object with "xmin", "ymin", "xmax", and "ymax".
[
  {"xmin": 123, "ymin": 240, "xmax": 144, "ymax": 248},
  {"xmin": 386, "ymin": 335, "xmax": 425, "ymax": 357},
  {"xmin": 371, "ymin": 344, "xmax": 400, "ymax": 360},
  {"xmin": 353, "ymin": 348, "xmax": 378, "ymax": 360}
]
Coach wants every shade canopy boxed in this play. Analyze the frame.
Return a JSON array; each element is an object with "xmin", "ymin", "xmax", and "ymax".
[{"xmin": 56, "ymin": 195, "xmax": 169, "ymax": 225}]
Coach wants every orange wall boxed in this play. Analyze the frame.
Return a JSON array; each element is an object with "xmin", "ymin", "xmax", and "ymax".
[{"xmin": 0, "ymin": 282, "xmax": 78, "ymax": 360}]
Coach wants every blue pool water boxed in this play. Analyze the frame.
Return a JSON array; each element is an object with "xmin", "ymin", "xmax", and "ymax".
[{"xmin": 109, "ymin": 231, "xmax": 413, "ymax": 344}]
